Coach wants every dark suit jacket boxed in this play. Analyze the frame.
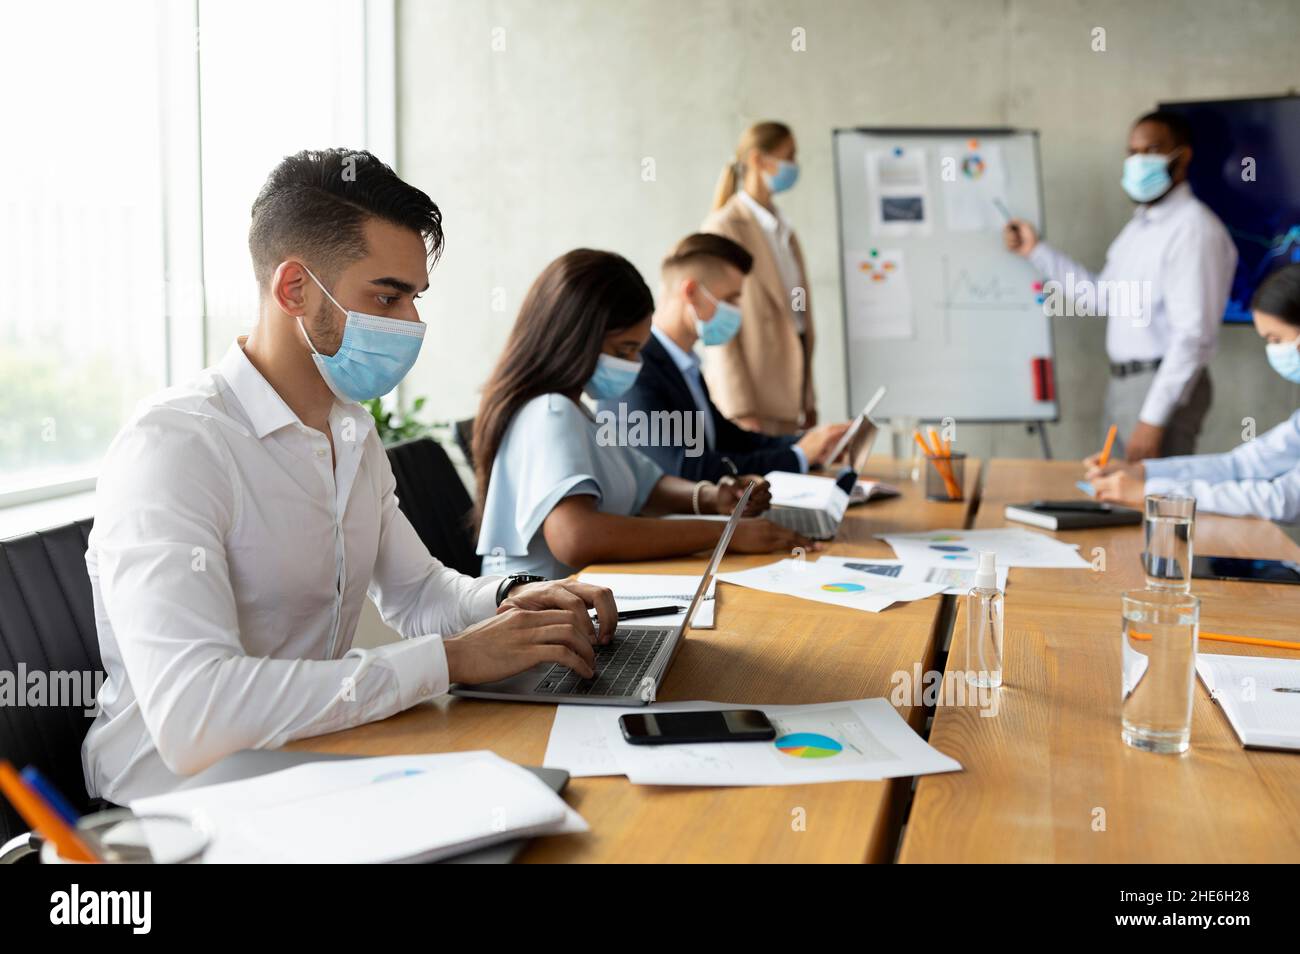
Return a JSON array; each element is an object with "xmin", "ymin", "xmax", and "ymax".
[{"xmin": 598, "ymin": 333, "xmax": 802, "ymax": 481}]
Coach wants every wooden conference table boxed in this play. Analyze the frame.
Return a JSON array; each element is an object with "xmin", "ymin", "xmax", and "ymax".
[
  {"xmin": 285, "ymin": 459, "xmax": 980, "ymax": 863},
  {"xmin": 286, "ymin": 457, "xmax": 1300, "ymax": 862},
  {"xmin": 899, "ymin": 459, "xmax": 1300, "ymax": 863}
]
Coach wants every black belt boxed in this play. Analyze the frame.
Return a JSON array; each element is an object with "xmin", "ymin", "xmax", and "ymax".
[{"xmin": 1109, "ymin": 358, "xmax": 1162, "ymax": 378}]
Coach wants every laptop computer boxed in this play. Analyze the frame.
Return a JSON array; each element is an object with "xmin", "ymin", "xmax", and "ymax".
[
  {"xmin": 763, "ymin": 386, "xmax": 886, "ymax": 540},
  {"xmin": 450, "ymin": 483, "xmax": 753, "ymax": 706}
]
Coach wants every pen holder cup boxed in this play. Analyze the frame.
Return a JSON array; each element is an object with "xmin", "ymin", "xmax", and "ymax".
[
  {"xmin": 924, "ymin": 454, "xmax": 966, "ymax": 502},
  {"xmin": 41, "ymin": 808, "xmax": 210, "ymax": 864}
]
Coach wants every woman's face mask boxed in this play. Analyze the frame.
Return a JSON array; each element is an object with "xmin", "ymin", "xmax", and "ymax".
[
  {"xmin": 763, "ymin": 158, "xmax": 799, "ymax": 194},
  {"xmin": 584, "ymin": 352, "xmax": 643, "ymax": 401},
  {"xmin": 1265, "ymin": 335, "xmax": 1300, "ymax": 383}
]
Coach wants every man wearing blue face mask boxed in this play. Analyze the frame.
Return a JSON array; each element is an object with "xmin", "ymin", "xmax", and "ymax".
[
  {"xmin": 599, "ymin": 233, "xmax": 850, "ymax": 482},
  {"xmin": 1084, "ymin": 264, "xmax": 1300, "ymax": 523},
  {"xmin": 82, "ymin": 149, "xmax": 618, "ymax": 803},
  {"xmin": 1005, "ymin": 110, "xmax": 1237, "ymax": 462}
]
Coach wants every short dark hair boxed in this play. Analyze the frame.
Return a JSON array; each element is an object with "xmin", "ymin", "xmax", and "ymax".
[
  {"xmin": 662, "ymin": 233, "xmax": 753, "ymax": 276},
  {"xmin": 1134, "ymin": 110, "xmax": 1193, "ymax": 149},
  {"xmin": 248, "ymin": 148, "xmax": 443, "ymax": 289},
  {"xmin": 1251, "ymin": 263, "xmax": 1300, "ymax": 327}
]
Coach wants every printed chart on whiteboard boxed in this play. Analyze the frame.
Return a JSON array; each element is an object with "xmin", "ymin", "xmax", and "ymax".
[{"xmin": 834, "ymin": 128, "xmax": 1057, "ymax": 424}]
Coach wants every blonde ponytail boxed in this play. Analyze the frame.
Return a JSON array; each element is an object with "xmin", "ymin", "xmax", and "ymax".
[
  {"xmin": 711, "ymin": 120, "xmax": 794, "ymax": 211},
  {"xmin": 711, "ymin": 162, "xmax": 740, "ymax": 212}
]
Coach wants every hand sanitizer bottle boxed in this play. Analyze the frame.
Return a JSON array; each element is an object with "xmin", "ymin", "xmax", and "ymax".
[{"xmin": 964, "ymin": 551, "xmax": 1003, "ymax": 688}]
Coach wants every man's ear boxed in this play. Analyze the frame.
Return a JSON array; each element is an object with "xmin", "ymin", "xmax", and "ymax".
[
  {"xmin": 271, "ymin": 260, "xmax": 310, "ymax": 317},
  {"xmin": 679, "ymin": 276, "xmax": 698, "ymax": 303},
  {"xmin": 1173, "ymin": 145, "xmax": 1193, "ymax": 180}
]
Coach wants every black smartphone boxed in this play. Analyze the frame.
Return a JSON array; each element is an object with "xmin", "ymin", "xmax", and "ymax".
[
  {"xmin": 1192, "ymin": 556, "xmax": 1300, "ymax": 585},
  {"xmin": 619, "ymin": 709, "xmax": 776, "ymax": 745}
]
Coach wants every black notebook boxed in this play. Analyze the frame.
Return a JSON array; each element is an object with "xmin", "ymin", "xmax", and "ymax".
[{"xmin": 1004, "ymin": 500, "xmax": 1142, "ymax": 531}]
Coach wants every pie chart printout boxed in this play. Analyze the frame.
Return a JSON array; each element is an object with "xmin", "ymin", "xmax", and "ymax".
[{"xmin": 774, "ymin": 733, "xmax": 844, "ymax": 759}]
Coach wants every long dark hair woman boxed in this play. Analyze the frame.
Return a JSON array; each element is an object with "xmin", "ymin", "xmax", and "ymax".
[{"xmin": 473, "ymin": 248, "xmax": 807, "ymax": 578}]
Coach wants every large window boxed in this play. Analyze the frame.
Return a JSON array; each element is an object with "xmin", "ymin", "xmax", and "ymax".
[{"xmin": 0, "ymin": 0, "xmax": 393, "ymax": 506}]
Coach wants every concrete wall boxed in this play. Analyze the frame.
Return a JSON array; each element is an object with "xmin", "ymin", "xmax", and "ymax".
[{"xmin": 394, "ymin": 0, "xmax": 1300, "ymax": 464}]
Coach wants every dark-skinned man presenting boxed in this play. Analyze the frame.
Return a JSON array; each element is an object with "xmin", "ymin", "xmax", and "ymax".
[{"xmin": 1005, "ymin": 110, "xmax": 1236, "ymax": 461}]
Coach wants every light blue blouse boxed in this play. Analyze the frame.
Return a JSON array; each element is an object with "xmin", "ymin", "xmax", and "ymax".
[
  {"xmin": 476, "ymin": 393, "xmax": 665, "ymax": 578},
  {"xmin": 1144, "ymin": 408, "xmax": 1300, "ymax": 523}
]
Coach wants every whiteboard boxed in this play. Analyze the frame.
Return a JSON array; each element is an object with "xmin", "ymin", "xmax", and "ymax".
[{"xmin": 833, "ymin": 128, "xmax": 1057, "ymax": 422}]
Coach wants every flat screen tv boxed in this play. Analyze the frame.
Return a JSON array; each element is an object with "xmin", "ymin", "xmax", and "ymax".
[{"xmin": 1160, "ymin": 95, "xmax": 1300, "ymax": 323}]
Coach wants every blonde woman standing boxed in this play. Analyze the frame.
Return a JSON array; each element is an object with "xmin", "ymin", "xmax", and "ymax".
[{"xmin": 703, "ymin": 121, "xmax": 815, "ymax": 436}]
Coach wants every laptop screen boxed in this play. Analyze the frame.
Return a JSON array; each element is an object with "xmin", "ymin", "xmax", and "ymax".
[{"xmin": 679, "ymin": 481, "xmax": 753, "ymax": 632}]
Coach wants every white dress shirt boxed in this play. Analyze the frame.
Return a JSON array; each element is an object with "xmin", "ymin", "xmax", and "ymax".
[
  {"xmin": 1144, "ymin": 408, "xmax": 1300, "ymax": 523},
  {"xmin": 738, "ymin": 190, "xmax": 807, "ymax": 334},
  {"xmin": 83, "ymin": 342, "xmax": 500, "ymax": 803},
  {"xmin": 1027, "ymin": 182, "xmax": 1237, "ymax": 427}
]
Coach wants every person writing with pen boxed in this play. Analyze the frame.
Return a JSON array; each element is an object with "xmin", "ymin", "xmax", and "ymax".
[{"xmin": 1086, "ymin": 264, "xmax": 1300, "ymax": 522}]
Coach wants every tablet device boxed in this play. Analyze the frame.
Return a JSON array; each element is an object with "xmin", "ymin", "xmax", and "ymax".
[{"xmin": 1191, "ymin": 556, "xmax": 1300, "ymax": 585}]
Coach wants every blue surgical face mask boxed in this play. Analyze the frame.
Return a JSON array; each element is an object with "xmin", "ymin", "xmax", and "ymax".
[
  {"xmin": 584, "ymin": 352, "xmax": 643, "ymax": 401},
  {"xmin": 1266, "ymin": 337, "xmax": 1300, "ymax": 383},
  {"xmin": 1121, "ymin": 150, "xmax": 1180, "ymax": 203},
  {"xmin": 764, "ymin": 158, "xmax": 799, "ymax": 194},
  {"xmin": 298, "ymin": 266, "xmax": 426, "ymax": 402},
  {"xmin": 690, "ymin": 284, "xmax": 742, "ymax": 346}
]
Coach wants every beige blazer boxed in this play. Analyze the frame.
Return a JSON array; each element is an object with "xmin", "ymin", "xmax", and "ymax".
[{"xmin": 700, "ymin": 193, "xmax": 815, "ymax": 436}]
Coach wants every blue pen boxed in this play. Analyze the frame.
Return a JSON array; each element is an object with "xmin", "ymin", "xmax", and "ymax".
[
  {"xmin": 20, "ymin": 765, "xmax": 81, "ymax": 825},
  {"xmin": 1076, "ymin": 480, "xmax": 1095, "ymax": 497}
]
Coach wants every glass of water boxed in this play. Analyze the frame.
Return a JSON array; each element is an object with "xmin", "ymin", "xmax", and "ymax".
[
  {"xmin": 890, "ymin": 416, "xmax": 920, "ymax": 480},
  {"xmin": 1143, "ymin": 494, "xmax": 1195, "ymax": 591},
  {"xmin": 1120, "ymin": 590, "xmax": 1199, "ymax": 754}
]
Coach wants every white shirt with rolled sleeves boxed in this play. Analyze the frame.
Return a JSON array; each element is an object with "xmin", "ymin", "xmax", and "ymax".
[
  {"xmin": 82, "ymin": 342, "xmax": 501, "ymax": 804},
  {"xmin": 1026, "ymin": 182, "xmax": 1237, "ymax": 427},
  {"xmin": 1143, "ymin": 409, "xmax": 1300, "ymax": 523}
]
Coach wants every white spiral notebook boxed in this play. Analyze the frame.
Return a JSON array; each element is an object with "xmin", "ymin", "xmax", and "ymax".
[{"xmin": 1196, "ymin": 653, "xmax": 1300, "ymax": 751}]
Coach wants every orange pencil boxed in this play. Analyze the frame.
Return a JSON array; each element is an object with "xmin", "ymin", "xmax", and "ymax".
[
  {"xmin": 0, "ymin": 760, "xmax": 100, "ymax": 863},
  {"xmin": 916, "ymin": 430, "xmax": 961, "ymax": 500},
  {"xmin": 1130, "ymin": 631, "xmax": 1298, "ymax": 652},
  {"xmin": 1098, "ymin": 424, "xmax": 1118, "ymax": 468},
  {"xmin": 1199, "ymin": 631, "xmax": 1300, "ymax": 652}
]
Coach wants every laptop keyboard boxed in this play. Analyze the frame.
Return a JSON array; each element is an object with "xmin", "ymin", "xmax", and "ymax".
[
  {"xmin": 770, "ymin": 508, "xmax": 837, "ymax": 539},
  {"xmin": 533, "ymin": 626, "xmax": 672, "ymax": 697}
]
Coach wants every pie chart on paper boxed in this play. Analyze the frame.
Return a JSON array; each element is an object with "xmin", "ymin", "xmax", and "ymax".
[
  {"xmin": 775, "ymin": 732, "xmax": 844, "ymax": 759},
  {"xmin": 821, "ymin": 582, "xmax": 866, "ymax": 593}
]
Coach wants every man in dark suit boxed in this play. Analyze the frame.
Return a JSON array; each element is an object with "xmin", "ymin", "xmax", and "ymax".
[{"xmin": 600, "ymin": 233, "xmax": 848, "ymax": 482}]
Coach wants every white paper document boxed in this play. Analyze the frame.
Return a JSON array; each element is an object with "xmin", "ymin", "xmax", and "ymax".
[
  {"xmin": 815, "ymin": 555, "xmax": 1009, "ymax": 596},
  {"xmin": 132, "ymin": 752, "xmax": 587, "ymax": 863},
  {"xmin": 578, "ymin": 572, "xmax": 715, "ymax": 628},
  {"xmin": 844, "ymin": 248, "xmax": 914, "ymax": 340},
  {"xmin": 1196, "ymin": 653, "xmax": 1300, "ymax": 750},
  {"xmin": 716, "ymin": 557, "xmax": 946, "ymax": 613},
  {"xmin": 544, "ymin": 698, "xmax": 960, "ymax": 786},
  {"xmin": 865, "ymin": 147, "xmax": 932, "ymax": 237},
  {"xmin": 939, "ymin": 140, "xmax": 1009, "ymax": 232},
  {"xmin": 879, "ymin": 527, "xmax": 1089, "ymax": 569},
  {"xmin": 764, "ymin": 471, "xmax": 844, "ymax": 510},
  {"xmin": 544, "ymin": 700, "xmax": 733, "ymax": 777}
]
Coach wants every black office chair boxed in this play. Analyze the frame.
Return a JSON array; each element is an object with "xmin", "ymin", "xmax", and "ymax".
[
  {"xmin": 0, "ymin": 518, "xmax": 103, "ymax": 858},
  {"xmin": 386, "ymin": 436, "xmax": 481, "ymax": 577},
  {"xmin": 453, "ymin": 417, "xmax": 475, "ymax": 470}
]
